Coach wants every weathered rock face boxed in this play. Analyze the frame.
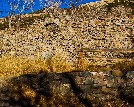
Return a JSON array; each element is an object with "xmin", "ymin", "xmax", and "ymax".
[{"xmin": 0, "ymin": 71, "xmax": 134, "ymax": 107}]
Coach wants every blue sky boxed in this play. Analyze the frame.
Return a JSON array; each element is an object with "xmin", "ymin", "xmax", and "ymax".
[{"xmin": 0, "ymin": 0, "xmax": 99, "ymax": 18}]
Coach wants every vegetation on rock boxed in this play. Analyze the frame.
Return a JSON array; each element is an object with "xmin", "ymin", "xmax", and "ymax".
[{"xmin": 105, "ymin": 0, "xmax": 134, "ymax": 14}]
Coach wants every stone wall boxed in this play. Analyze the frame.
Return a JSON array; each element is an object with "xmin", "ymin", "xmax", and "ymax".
[
  {"xmin": 0, "ymin": 2, "xmax": 133, "ymax": 65},
  {"xmin": 0, "ymin": 70, "xmax": 134, "ymax": 107}
]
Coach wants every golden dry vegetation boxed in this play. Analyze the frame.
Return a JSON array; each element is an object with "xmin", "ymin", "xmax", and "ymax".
[
  {"xmin": 0, "ymin": 52, "xmax": 75, "ymax": 77},
  {"xmin": 0, "ymin": 52, "xmax": 133, "ymax": 77}
]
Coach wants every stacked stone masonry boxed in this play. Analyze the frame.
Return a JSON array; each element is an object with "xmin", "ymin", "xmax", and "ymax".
[{"xmin": 0, "ymin": 3, "xmax": 134, "ymax": 65}]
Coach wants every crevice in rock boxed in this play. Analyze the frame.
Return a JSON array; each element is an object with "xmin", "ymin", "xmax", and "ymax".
[
  {"xmin": 63, "ymin": 72, "xmax": 93, "ymax": 107},
  {"xmin": 119, "ymin": 90, "xmax": 134, "ymax": 105}
]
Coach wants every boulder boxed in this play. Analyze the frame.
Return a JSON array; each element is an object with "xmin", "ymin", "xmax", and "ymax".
[{"xmin": 0, "ymin": 71, "xmax": 134, "ymax": 107}]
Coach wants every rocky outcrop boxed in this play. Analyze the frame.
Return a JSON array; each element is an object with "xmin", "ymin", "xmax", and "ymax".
[{"xmin": 0, "ymin": 70, "xmax": 134, "ymax": 107}]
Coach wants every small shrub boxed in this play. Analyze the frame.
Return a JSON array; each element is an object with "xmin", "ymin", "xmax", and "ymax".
[
  {"xmin": 44, "ymin": 52, "xmax": 74, "ymax": 73},
  {"xmin": 40, "ymin": 14, "xmax": 50, "ymax": 20},
  {"xmin": 0, "ymin": 21, "xmax": 9, "ymax": 30},
  {"xmin": 105, "ymin": 0, "xmax": 134, "ymax": 15},
  {"xmin": 20, "ymin": 16, "xmax": 38, "ymax": 28}
]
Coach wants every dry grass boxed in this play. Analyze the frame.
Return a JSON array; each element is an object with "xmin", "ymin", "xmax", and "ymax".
[
  {"xmin": 0, "ymin": 53, "xmax": 75, "ymax": 77},
  {"xmin": 111, "ymin": 60, "xmax": 134, "ymax": 72},
  {"xmin": 0, "ymin": 52, "xmax": 133, "ymax": 77},
  {"xmin": 0, "ymin": 54, "xmax": 133, "ymax": 107}
]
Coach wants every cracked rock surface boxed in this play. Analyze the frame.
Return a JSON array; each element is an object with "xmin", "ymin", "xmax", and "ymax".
[{"xmin": 0, "ymin": 71, "xmax": 134, "ymax": 107}]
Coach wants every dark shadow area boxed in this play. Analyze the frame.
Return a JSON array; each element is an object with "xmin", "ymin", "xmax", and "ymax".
[{"xmin": 63, "ymin": 72, "xmax": 93, "ymax": 107}]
